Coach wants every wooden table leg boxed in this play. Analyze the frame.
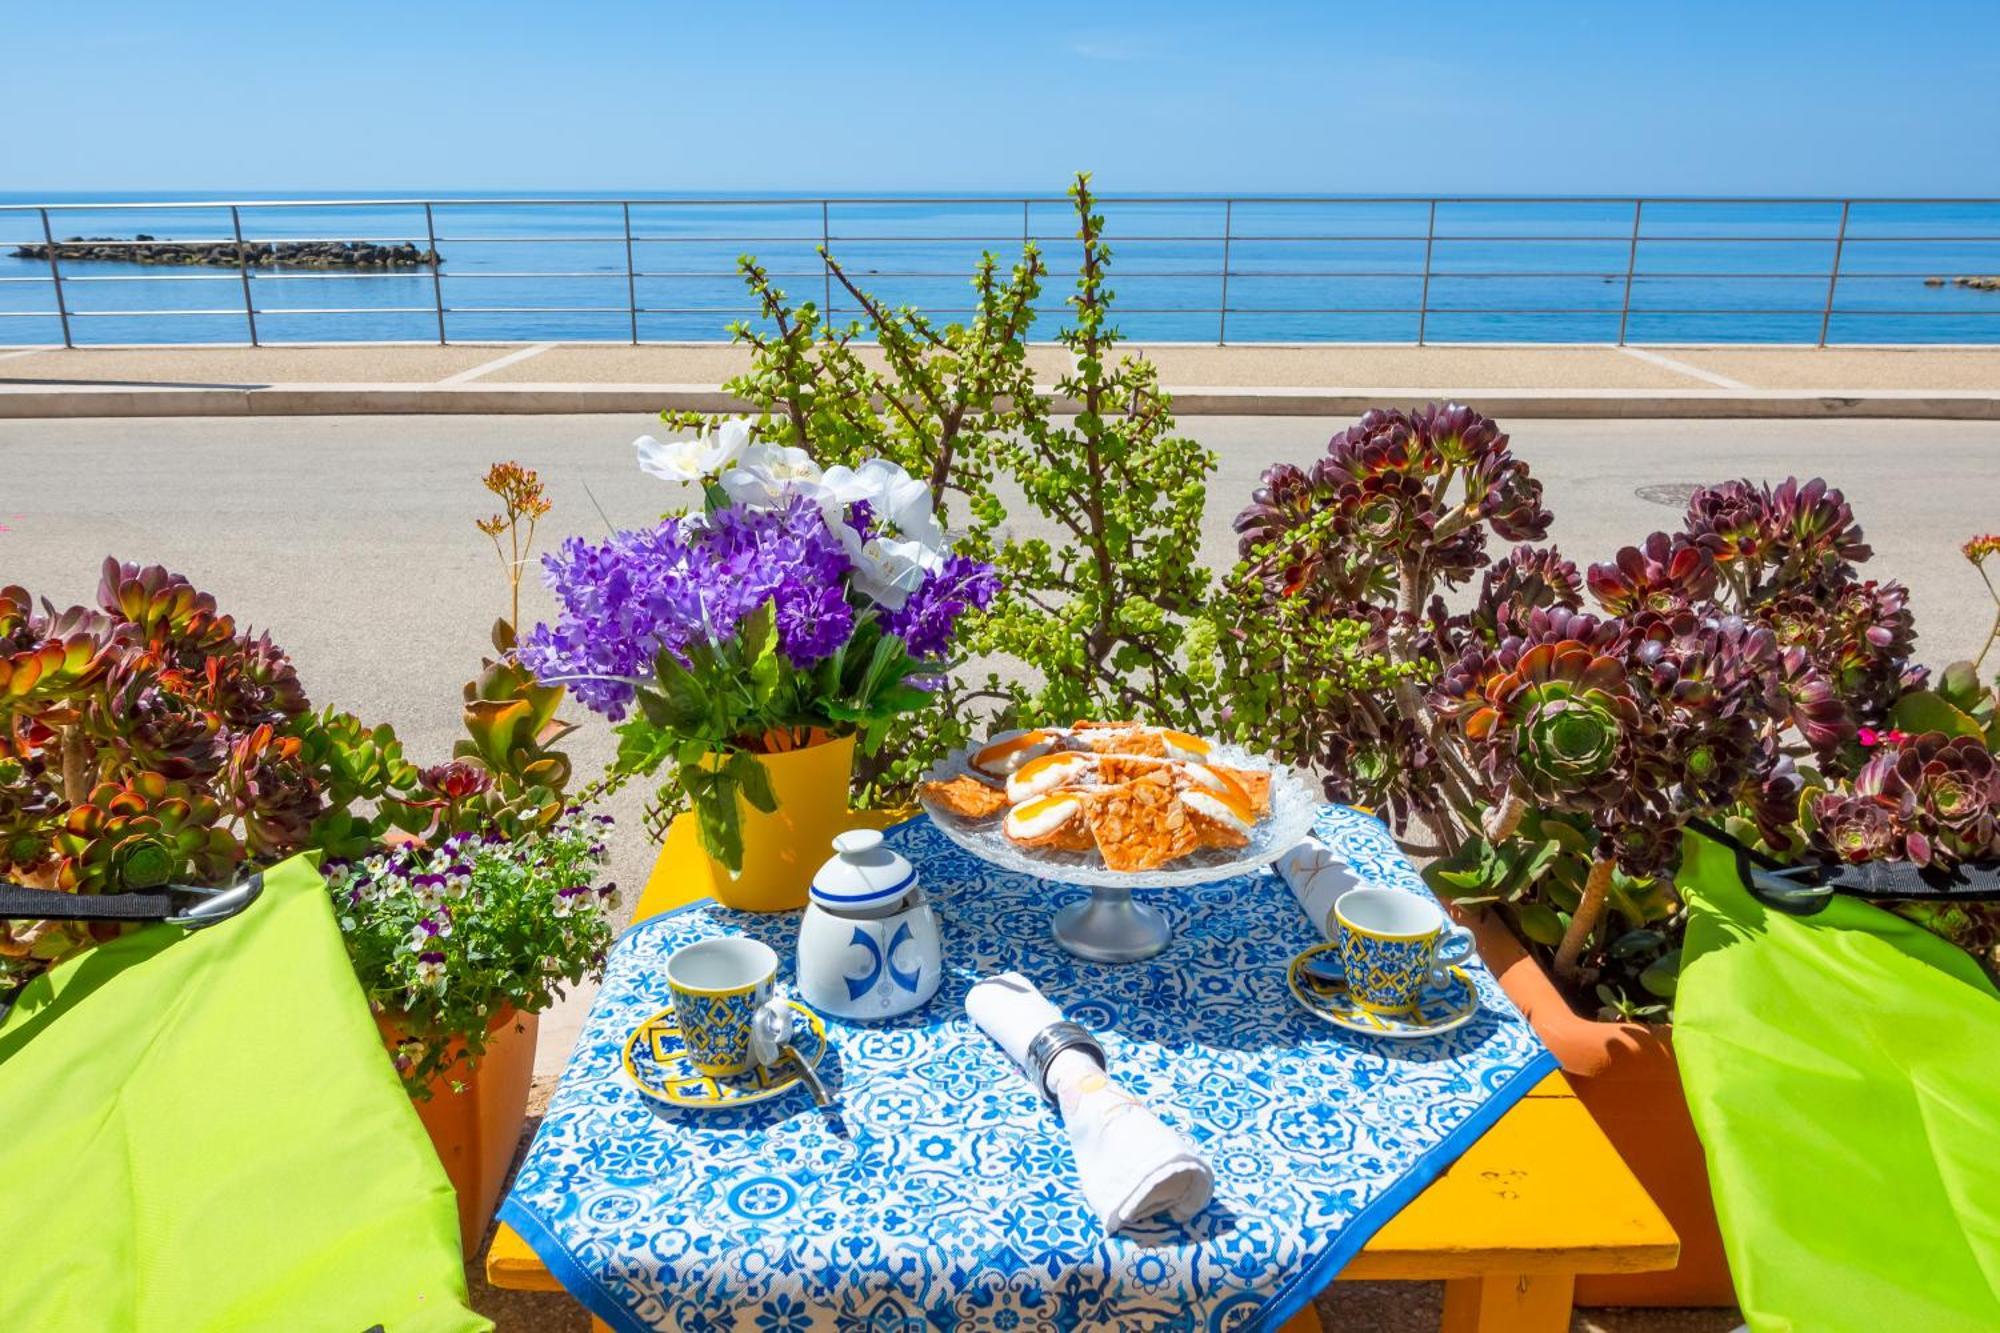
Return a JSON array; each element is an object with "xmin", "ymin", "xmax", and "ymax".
[{"xmin": 1440, "ymin": 1273, "xmax": 1576, "ymax": 1333}]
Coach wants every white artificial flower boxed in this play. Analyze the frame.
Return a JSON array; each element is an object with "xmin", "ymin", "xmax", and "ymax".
[
  {"xmin": 717, "ymin": 442, "xmax": 828, "ymax": 510},
  {"xmin": 841, "ymin": 530, "xmax": 935, "ymax": 610},
  {"xmin": 815, "ymin": 457, "xmax": 950, "ymax": 608},
  {"xmin": 819, "ymin": 458, "xmax": 944, "ymax": 548},
  {"xmin": 634, "ymin": 418, "xmax": 751, "ymax": 484}
]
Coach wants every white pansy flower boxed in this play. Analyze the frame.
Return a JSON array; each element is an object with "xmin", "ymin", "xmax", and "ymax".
[
  {"xmin": 718, "ymin": 442, "xmax": 828, "ymax": 510},
  {"xmin": 634, "ymin": 418, "xmax": 751, "ymax": 484}
]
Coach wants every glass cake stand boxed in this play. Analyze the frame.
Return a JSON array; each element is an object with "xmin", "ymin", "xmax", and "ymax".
[{"xmin": 919, "ymin": 741, "xmax": 1319, "ymax": 963}]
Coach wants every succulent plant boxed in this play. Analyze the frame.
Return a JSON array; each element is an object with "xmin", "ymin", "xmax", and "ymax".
[
  {"xmin": 1683, "ymin": 479, "xmax": 1768, "ymax": 566},
  {"xmin": 97, "ymin": 559, "xmax": 237, "ymax": 659},
  {"xmin": 1587, "ymin": 533, "xmax": 1720, "ymax": 616},
  {"xmin": 54, "ymin": 772, "xmax": 238, "ymax": 894},
  {"xmin": 1473, "ymin": 545, "xmax": 1583, "ymax": 640},
  {"xmin": 1765, "ymin": 475, "xmax": 1873, "ymax": 584},
  {"xmin": 222, "ymin": 723, "xmax": 324, "ymax": 858},
  {"xmin": 0, "ymin": 595, "xmax": 117, "ymax": 719},
  {"xmin": 89, "ymin": 656, "xmax": 226, "ymax": 781}
]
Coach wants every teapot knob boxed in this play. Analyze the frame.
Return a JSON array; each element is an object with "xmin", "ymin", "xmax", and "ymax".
[{"xmin": 833, "ymin": 829, "xmax": 884, "ymax": 858}]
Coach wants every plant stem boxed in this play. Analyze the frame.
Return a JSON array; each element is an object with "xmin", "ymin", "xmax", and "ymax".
[
  {"xmin": 1554, "ymin": 855, "xmax": 1614, "ymax": 985},
  {"xmin": 1973, "ymin": 563, "xmax": 2000, "ymax": 672},
  {"xmin": 59, "ymin": 725, "xmax": 91, "ymax": 806}
]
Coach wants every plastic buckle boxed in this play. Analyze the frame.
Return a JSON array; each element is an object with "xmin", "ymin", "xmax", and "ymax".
[{"xmin": 164, "ymin": 873, "xmax": 265, "ymax": 929}]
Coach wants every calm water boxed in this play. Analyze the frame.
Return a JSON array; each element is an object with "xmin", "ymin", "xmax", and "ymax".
[{"xmin": 4, "ymin": 192, "xmax": 1999, "ymax": 345}]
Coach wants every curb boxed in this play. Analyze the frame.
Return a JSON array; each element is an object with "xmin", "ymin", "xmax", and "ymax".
[{"xmin": 1, "ymin": 382, "xmax": 1998, "ymax": 420}]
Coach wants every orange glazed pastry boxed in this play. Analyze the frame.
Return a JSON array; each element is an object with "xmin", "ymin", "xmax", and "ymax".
[
  {"xmin": 1093, "ymin": 754, "xmax": 1177, "ymax": 785},
  {"xmin": 1002, "ymin": 792, "xmax": 1095, "ymax": 852},
  {"xmin": 922, "ymin": 773, "xmax": 1010, "ymax": 820},
  {"xmin": 1084, "ymin": 772, "xmax": 1200, "ymax": 873},
  {"xmin": 1181, "ymin": 780, "xmax": 1256, "ymax": 850},
  {"xmin": 970, "ymin": 729, "xmax": 1062, "ymax": 778},
  {"xmin": 1207, "ymin": 764, "xmax": 1272, "ymax": 814},
  {"xmin": 1079, "ymin": 727, "xmax": 1169, "ymax": 758},
  {"xmin": 1005, "ymin": 751, "xmax": 1096, "ymax": 804}
]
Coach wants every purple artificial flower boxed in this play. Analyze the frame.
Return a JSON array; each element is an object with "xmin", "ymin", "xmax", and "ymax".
[
  {"xmin": 521, "ymin": 495, "xmax": 856, "ymax": 719},
  {"xmin": 883, "ymin": 553, "xmax": 999, "ymax": 659}
]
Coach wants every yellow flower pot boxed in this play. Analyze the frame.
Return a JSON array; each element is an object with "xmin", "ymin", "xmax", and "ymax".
[{"xmin": 697, "ymin": 732, "xmax": 857, "ymax": 912}]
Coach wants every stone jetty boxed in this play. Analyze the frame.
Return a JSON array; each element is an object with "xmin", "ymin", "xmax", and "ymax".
[
  {"xmin": 8, "ymin": 236, "xmax": 441, "ymax": 268},
  {"xmin": 1925, "ymin": 275, "xmax": 2000, "ymax": 291}
]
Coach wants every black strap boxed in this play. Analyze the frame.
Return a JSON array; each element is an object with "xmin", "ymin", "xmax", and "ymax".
[
  {"xmin": 0, "ymin": 875, "xmax": 265, "ymax": 928},
  {"xmin": 1687, "ymin": 816, "xmax": 2000, "ymax": 916},
  {"xmin": 0, "ymin": 881, "xmax": 183, "ymax": 922}
]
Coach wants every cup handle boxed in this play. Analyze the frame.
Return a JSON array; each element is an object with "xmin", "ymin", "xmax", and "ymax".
[
  {"xmin": 1430, "ymin": 923, "xmax": 1475, "ymax": 983},
  {"xmin": 749, "ymin": 994, "xmax": 795, "ymax": 1068}
]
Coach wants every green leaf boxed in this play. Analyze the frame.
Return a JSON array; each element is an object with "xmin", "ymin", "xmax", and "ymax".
[
  {"xmin": 687, "ymin": 771, "xmax": 744, "ymax": 874},
  {"xmin": 640, "ymin": 648, "xmax": 710, "ymax": 732},
  {"xmin": 1890, "ymin": 689, "xmax": 1984, "ymax": 741},
  {"xmin": 1938, "ymin": 659, "xmax": 1985, "ymax": 711},
  {"xmin": 1422, "ymin": 839, "xmax": 1495, "ymax": 896},
  {"xmin": 1639, "ymin": 949, "xmax": 1682, "ymax": 998},
  {"xmin": 726, "ymin": 750, "xmax": 778, "ymax": 813},
  {"xmin": 614, "ymin": 720, "xmax": 677, "ymax": 775},
  {"xmin": 1516, "ymin": 902, "xmax": 1567, "ymax": 947}
]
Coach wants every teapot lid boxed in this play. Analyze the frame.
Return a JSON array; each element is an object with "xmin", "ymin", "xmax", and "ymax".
[{"xmin": 810, "ymin": 829, "xmax": 918, "ymax": 913}]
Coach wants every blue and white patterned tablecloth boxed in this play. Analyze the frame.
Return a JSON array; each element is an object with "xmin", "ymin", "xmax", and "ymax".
[{"xmin": 500, "ymin": 806, "xmax": 1557, "ymax": 1331}]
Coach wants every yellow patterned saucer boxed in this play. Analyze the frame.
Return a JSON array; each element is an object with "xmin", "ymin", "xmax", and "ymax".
[
  {"xmin": 622, "ymin": 1000, "xmax": 829, "ymax": 1108},
  {"xmin": 1286, "ymin": 942, "xmax": 1479, "ymax": 1040}
]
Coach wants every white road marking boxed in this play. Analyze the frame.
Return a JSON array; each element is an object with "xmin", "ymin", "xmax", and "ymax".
[
  {"xmin": 0, "ymin": 347, "xmax": 56, "ymax": 362},
  {"xmin": 438, "ymin": 342, "xmax": 556, "ymax": 385},
  {"xmin": 1618, "ymin": 345, "xmax": 1749, "ymax": 389}
]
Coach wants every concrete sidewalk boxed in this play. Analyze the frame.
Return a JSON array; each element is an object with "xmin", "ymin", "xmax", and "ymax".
[{"xmin": 6, "ymin": 341, "xmax": 2000, "ymax": 417}]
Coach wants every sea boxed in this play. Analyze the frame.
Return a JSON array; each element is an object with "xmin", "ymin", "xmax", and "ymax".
[{"xmin": 4, "ymin": 192, "xmax": 1998, "ymax": 346}]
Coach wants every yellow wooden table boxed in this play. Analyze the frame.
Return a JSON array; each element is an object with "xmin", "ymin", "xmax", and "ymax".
[{"xmin": 488, "ymin": 813, "xmax": 1678, "ymax": 1332}]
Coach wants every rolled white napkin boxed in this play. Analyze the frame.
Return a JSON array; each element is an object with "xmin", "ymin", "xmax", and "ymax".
[
  {"xmin": 1273, "ymin": 837, "xmax": 1363, "ymax": 941},
  {"xmin": 965, "ymin": 972, "xmax": 1213, "ymax": 1233}
]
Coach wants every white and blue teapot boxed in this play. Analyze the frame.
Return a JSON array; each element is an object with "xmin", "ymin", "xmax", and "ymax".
[{"xmin": 796, "ymin": 830, "xmax": 943, "ymax": 1020}]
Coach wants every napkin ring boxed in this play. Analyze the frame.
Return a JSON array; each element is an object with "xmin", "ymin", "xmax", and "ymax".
[{"xmin": 1023, "ymin": 1021, "xmax": 1106, "ymax": 1103}]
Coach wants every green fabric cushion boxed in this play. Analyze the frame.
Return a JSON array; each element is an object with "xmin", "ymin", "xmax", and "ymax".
[
  {"xmin": 1677, "ymin": 830, "xmax": 2000, "ymax": 1332},
  {"xmin": 0, "ymin": 855, "xmax": 487, "ymax": 1333}
]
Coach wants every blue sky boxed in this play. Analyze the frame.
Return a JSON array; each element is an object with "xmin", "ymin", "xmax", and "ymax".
[{"xmin": 7, "ymin": 0, "xmax": 1998, "ymax": 193}]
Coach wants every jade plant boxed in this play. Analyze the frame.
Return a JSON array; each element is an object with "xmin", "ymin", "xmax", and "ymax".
[
  {"xmin": 643, "ymin": 173, "xmax": 1218, "ymax": 807},
  {"xmin": 1227, "ymin": 406, "xmax": 1999, "ymax": 1016}
]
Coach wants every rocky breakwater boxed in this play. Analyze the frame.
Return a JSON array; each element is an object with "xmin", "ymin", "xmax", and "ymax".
[
  {"xmin": 8, "ymin": 236, "xmax": 441, "ymax": 268},
  {"xmin": 1924, "ymin": 275, "xmax": 2000, "ymax": 291}
]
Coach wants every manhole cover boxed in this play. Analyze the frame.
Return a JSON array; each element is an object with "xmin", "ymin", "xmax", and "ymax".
[{"xmin": 1635, "ymin": 483, "xmax": 1701, "ymax": 507}]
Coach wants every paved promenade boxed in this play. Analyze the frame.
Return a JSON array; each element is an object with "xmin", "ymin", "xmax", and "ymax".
[{"xmin": 6, "ymin": 341, "xmax": 2000, "ymax": 416}]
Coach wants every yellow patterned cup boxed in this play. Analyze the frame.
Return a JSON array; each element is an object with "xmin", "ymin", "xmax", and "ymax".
[
  {"xmin": 665, "ymin": 936, "xmax": 778, "ymax": 1076},
  {"xmin": 1333, "ymin": 888, "xmax": 1475, "ymax": 1015}
]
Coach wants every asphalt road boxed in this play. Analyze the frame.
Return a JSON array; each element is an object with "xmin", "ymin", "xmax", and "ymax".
[{"xmin": 4, "ymin": 412, "xmax": 1994, "ymax": 1076}]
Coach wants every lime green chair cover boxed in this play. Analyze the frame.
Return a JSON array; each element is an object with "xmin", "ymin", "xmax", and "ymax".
[
  {"xmin": 0, "ymin": 855, "xmax": 487, "ymax": 1333},
  {"xmin": 1676, "ymin": 831, "xmax": 2000, "ymax": 1332}
]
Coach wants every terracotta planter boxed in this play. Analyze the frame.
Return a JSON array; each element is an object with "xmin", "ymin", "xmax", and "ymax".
[
  {"xmin": 697, "ymin": 732, "xmax": 857, "ymax": 913},
  {"xmin": 1461, "ymin": 908, "xmax": 1736, "ymax": 1307},
  {"xmin": 377, "ymin": 1006, "xmax": 539, "ymax": 1258}
]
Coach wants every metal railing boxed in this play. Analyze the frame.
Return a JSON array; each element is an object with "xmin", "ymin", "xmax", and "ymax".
[{"xmin": 3, "ymin": 195, "xmax": 1999, "ymax": 347}]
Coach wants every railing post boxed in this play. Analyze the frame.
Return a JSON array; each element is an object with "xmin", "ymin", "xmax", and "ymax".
[
  {"xmin": 622, "ymin": 202, "xmax": 639, "ymax": 345},
  {"xmin": 229, "ymin": 205, "xmax": 259, "ymax": 347},
  {"xmin": 1417, "ymin": 200, "xmax": 1437, "ymax": 346},
  {"xmin": 1819, "ymin": 200, "xmax": 1850, "ymax": 348},
  {"xmin": 38, "ymin": 208, "xmax": 73, "ymax": 349},
  {"xmin": 423, "ymin": 202, "xmax": 446, "ymax": 345},
  {"xmin": 1217, "ymin": 200, "xmax": 1233, "ymax": 345},
  {"xmin": 821, "ymin": 200, "xmax": 833, "ymax": 321},
  {"xmin": 1616, "ymin": 199, "xmax": 1643, "ymax": 346}
]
